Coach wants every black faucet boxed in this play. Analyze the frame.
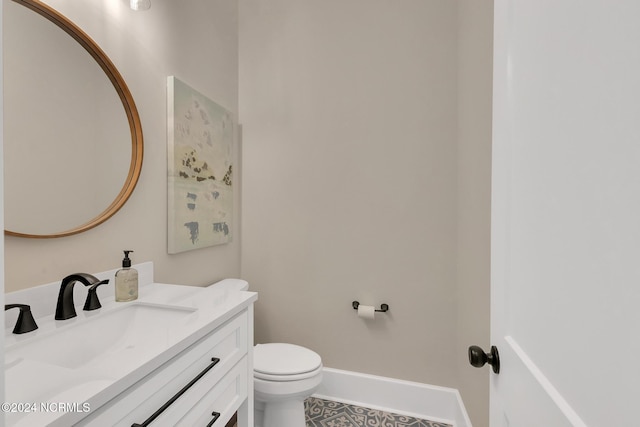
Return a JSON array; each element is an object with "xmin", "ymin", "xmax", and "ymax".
[
  {"xmin": 55, "ymin": 273, "xmax": 109, "ymax": 320},
  {"xmin": 5, "ymin": 304, "xmax": 39, "ymax": 334}
]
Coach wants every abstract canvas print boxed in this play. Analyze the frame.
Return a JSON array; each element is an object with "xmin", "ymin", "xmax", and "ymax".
[{"xmin": 167, "ymin": 76, "xmax": 233, "ymax": 253}]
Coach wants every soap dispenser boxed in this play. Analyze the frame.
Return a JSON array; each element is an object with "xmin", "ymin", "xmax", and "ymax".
[{"xmin": 115, "ymin": 250, "xmax": 138, "ymax": 302}]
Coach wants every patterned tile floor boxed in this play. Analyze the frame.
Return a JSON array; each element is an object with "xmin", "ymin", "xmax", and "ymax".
[{"xmin": 305, "ymin": 397, "xmax": 452, "ymax": 427}]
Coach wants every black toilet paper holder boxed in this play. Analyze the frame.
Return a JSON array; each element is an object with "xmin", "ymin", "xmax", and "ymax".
[{"xmin": 352, "ymin": 301, "xmax": 389, "ymax": 313}]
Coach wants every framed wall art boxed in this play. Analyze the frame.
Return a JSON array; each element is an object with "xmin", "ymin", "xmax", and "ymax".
[{"xmin": 167, "ymin": 76, "xmax": 233, "ymax": 253}]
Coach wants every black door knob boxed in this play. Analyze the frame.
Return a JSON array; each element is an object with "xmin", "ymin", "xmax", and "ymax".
[{"xmin": 468, "ymin": 345, "xmax": 500, "ymax": 374}]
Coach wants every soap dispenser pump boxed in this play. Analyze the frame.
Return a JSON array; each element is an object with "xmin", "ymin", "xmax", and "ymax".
[{"xmin": 115, "ymin": 250, "xmax": 138, "ymax": 302}]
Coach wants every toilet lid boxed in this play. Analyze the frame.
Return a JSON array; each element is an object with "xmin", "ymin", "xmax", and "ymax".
[{"xmin": 254, "ymin": 343, "xmax": 322, "ymax": 376}]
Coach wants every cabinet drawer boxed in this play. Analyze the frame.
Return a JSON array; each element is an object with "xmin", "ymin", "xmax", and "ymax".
[
  {"xmin": 79, "ymin": 310, "xmax": 248, "ymax": 426},
  {"xmin": 175, "ymin": 356, "xmax": 247, "ymax": 427}
]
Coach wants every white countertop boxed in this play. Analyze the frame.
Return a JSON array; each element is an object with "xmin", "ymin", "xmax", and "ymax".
[{"xmin": 4, "ymin": 267, "xmax": 257, "ymax": 427}]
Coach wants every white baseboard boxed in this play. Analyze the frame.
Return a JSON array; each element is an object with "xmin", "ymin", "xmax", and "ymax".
[{"xmin": 313, "ymin": 367, "xmax": 472, "ymax": 427}]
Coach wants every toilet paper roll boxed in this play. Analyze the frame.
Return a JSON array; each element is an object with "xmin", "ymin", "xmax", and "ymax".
[{"xmin": 357, "ymin": 304, "xmax": 376, "ymax": 320}]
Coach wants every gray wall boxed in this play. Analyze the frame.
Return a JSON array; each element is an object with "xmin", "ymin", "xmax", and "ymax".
[
  {"xmin": 239, "ymin": 1, "xmax": 492, "ymax": 425},
  {"xmin": 240, "ymin": 0, "xmax": 459, "ymax": 387},
  {"xmin": 456, "ymin": 0, "xmax": 493, "ymax": 425}
]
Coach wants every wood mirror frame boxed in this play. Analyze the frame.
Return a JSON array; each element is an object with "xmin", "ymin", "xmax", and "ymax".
[{"xmin": 5, "ymin": 0, "xmax": 144, "ymax": 238}]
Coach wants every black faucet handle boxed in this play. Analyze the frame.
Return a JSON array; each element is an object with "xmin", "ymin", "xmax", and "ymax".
[
  {"xmin": 83, "ymin": 279, "xmax": 109, "ymax": 311},
  {"xmin": 5, "ymin": 304, "xmax": 39, "ymax": 334}
]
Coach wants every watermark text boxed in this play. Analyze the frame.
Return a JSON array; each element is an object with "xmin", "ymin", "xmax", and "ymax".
[{"xmin": 1, "ymin": 402, "xmax": 90, "ymax": 413}]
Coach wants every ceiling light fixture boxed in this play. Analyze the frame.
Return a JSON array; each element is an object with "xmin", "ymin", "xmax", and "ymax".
[{"xmin": 130, "ymin": 0, "xmax": 151, "ymax": 11}]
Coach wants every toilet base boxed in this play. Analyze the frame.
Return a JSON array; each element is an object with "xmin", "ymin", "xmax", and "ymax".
[{"xmin": 260, "ymin": 397, "xmax": 306, "ymax": 427}]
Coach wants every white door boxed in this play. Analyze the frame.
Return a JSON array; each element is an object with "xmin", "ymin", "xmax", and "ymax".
[{"xmin": 487, "ymin": 0, "xmax": 640, "ymax": 426}]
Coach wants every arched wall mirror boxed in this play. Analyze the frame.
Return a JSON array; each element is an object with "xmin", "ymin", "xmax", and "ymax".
[{"xmin": 3, "ymin": 0, "xmax": 143, "ymax": 238}]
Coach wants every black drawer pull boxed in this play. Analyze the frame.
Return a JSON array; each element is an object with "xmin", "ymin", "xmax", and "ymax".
[
  {"xmin": 206, "ymin": 411, "xmax": 221, "ymax": 427},
  {"xmin": 132, "ymin": 357, "xmax": 221, "ymax": 427}
]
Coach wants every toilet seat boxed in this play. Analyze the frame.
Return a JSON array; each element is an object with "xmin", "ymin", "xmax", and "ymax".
[
  {"xmin": 254, "ymin": 364, "xmax": 323, "ymax": 382},
  {"xmin": 254, "ymin": 343, "xmax": 322, "ymax": 382}
]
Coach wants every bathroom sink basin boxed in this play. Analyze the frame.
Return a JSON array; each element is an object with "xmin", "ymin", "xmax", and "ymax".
[{"xmin": 5, "ymin": 302, "xmax": 197, "ymax": 372}]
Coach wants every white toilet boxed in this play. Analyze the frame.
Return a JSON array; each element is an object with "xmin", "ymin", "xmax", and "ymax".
[{"xmin": 253, "ymin": 343, "xmax": 323, "ymax": 427}]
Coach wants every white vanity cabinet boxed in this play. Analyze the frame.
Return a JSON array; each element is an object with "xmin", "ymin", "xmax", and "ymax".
[
  {"xmin": 5, "ymin": 268, "xmax": 256, "ymax": 427},
  {"xmin": 78, "ymin": 308, "xmax": 252, "ymax": 427}
]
